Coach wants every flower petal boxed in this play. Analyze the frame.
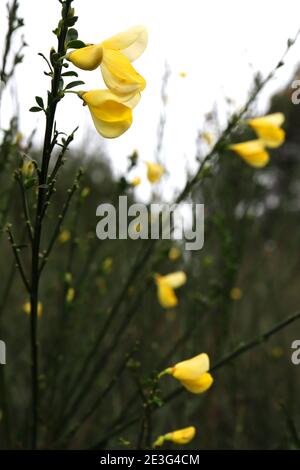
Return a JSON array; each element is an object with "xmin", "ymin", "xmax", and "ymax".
[
  {"xmin": 67, "ymin": 44, "xmax": 103, "ymax": 71},
  {"xmin": 157, "ymin": 282, "xmax": 178, "ymax": 308},
  {"xmin": 248, "ymin": 112, "xmax": 285, "ymax": 128},
  {"xmin": 180, "ymin": 372, "xmax": 214, "ymax": 394},
  {"xmin": 172, "ymin": 353, "xmax": 210, "ymax": 381},
  {"xmin": 229, "ymin": 140, "xmax": 270, "ymax": 167},
  {"xmin": 101, "ymin": 25, "xmax": 148, "ymax": 62},
  {"xmin": 165, "ymin": 427, "xmax": 196, "ymax": 445},
  {"xmin": 160, "ymin": 271, "xmax": 186, "ymax": 289},
  {"xmin": 101, "ymin": 49, "xmax": 146, "ymax": 96},
  {"xmin": 146, "ymin": 162, "xmax": 165, "ymax": 183},
  {"xmin": 82, "ymin": 90, "xmax": 133, "ymax": 138}
]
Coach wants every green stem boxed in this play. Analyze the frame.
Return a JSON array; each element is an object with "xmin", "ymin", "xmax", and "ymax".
[{"xmin": 29, "ymin": 0, "xmax": 73, "ymax": 449}]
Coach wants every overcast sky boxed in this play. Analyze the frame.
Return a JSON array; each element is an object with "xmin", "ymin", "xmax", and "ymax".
[{"xmin": 1, "ymin": 0, "xmax": 300, "ymax": 200}]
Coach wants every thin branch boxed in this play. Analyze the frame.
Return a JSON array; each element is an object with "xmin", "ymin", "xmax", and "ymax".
[{"xmin": 5, "ymin": 224, "xmax": 30, "ymax": 292}]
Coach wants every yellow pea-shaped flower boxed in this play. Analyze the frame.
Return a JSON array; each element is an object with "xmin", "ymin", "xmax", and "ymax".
[
  {"xmin": 161, "ymin": 353, "xmax": 214, "ymax": 394},
  {"xmin": 67, "ymin": 26, "xmax": 147, "ymax": 97},
  {"xmin": 153, "ymin": 426, "xmax": 196, "ymax": 448},
  {"xmin": 229, "ymin": 140, "xmax": 269, "ymax": 168},
  {"xmin": 80, "ymin": 89, "xmax": 136, "ymax": 138},
  {"xmin": 67, "ymin": 44, "xmax": 103, "ymax": 71},
  {"xmin": 155, "ymin": 271, "xmax": 186, "ymax": 309},
  {"xmin": 146, "ymin": 161, "xmax": 165, "ymax": 183},
  {"xmin": 247, "ymin": 113, "xmax": 285, "ymax": 148}
]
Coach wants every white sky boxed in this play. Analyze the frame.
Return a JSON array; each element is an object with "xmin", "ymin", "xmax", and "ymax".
[{"xmin": 1, "ymin": 0, "xmax": 300, "ymax": 200}]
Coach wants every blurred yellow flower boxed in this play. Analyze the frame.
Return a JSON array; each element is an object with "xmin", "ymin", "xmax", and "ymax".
[
  {"xmin": 229, "ymin": 140, "xmax": 269, "ymax": 168},
  {"xmin": 15, "ymin": 132, "xmax": 24, "ymax": 145},
  {"xmin": 102, "ymin": 256, "xmax": 113, "ymax": 273},
  {"xmin": 130, "ymin": 176, "xmax": 141, "ymax": 186},
  {"xmin": 22, "ymin": 160, "xmax": 35, "ymax": 178},
  {"xmin": 155, "ymin": 271, "xmax": 186, "ymax": 308},
  {"xmin": 153, "ymin": 426, "xmax": 196, "ymax": 448},
  {"xmin": 247, "ymin": 113, "xmax": 285, "ymax": 148},
  {"xmin": 161, "ymin": 353, "xmax": 213, "ymax": 394},
  {"xmin": 66, "ymin": 287, "xmax": 75, "ymax": 304},
  {"xmin": 23, "ymin": 301, "xmax": 43, "ymax": 318},
  {"xmin": 202, "ymin": 131, "xmax": 214, "ymax": 146},
  {"xmin": 168, "ymin": 246, "xmax": 181, "ymax": 261},
  {"xmin": 67, "ymin": 26, "xmax": 147, "ymax": 97},
  {"xmin": 230, "ymin": 287, "xmax": 243, "ymax": 301},
  {"xmin": 146, "ymin": 161, "xmax": 165, "ymax": 183},
  {"xmin": 179, "ymin": 71, "xmax": 187, "ymax": 78},
  {"xmin": 59, "ymin": 229, "xmax": 71, "ymax": 244}
]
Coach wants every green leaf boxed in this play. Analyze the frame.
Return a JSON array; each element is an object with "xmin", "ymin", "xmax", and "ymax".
[
  {"xmin": 66, "ymin": 28, "xmax": 78, "ymax": 42},
  {"xmin": 66, "ymin": 16, "xmax": 78, "ymax": 27},
  {"xmin": 29, "ymin": 107, "xmax": 42, "ymax": 112},
  {"xmin": 65, "ymin": 80, "xmax": 85, "ymax": 90},
  {"xmin": 62, "ymin": 71, "xmax": 78, "ymax": 77},
  {"xmin": 35, "ymin": 96, "xmax": 44, "ymax": 108},
  {"xmin": 67, "ymin": 40, "xmax": 86, "ymax": 50}
]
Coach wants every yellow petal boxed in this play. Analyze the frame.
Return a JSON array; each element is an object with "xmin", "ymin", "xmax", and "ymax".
[
  {"xmin": 159, "ymin": 271, "xmax": 187, "ymax": 289},
  {"xmin": 145, "ymin": 161, "xmax": 165, "ymax": 183},
  {"xmin": 229, "ymin": 140, "xmax": 270, "ymax": 168},
  {"xmin": 249, "ymin": 125, "xmax": 285, "ymax": 148},
  {"xmin": 82, "ymin": 90, "xmax": 133, "ymax": 138},
  {"xmin": 81, "ymin": 88, "xmax": 140, "ymax": 109},
  {"xmin": 247, "ymin": 113, "xmax": 285, "ymax": 148},
  {"xmin": 67, "ymin": 44, "xmax": 103, "ymax": 71},
  {"xmin": 168, "ymin": 247, "xmax": 181, "ymax": 261},
  {"xmin": 165, "ymin": 427, "xmax": 196, "ymax": 445},
  {"xmin": 172, "ymin": 353, "xmax": 210, "ymax": 381},
  {"xmin": 180, "ymin": 372, "xmax": 214, "ymax": 394},
  {"xmin": 101, "ymin": 25, "xmax": 148, "ymax": 62},
  {"xmin": 23, "ymin": 301, "xmax": 43, "ymax": 318},
  {"xmin": 101, "ymin": 49, "xmax": 146, "ymax": 96},
  {"xmin": 131, "ymin": 176, "xmax": 141, "ymax": 186},
  {"xmin": 248, "ymin": 112, "xmax": 285, "ymax": 128},
  {"xmin": 157, "ymin": 282, "xmax": 178, "ymax": 308}
]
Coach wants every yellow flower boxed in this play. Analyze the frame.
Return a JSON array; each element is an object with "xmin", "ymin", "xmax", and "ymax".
[
  {"xmin": 22, "ymin": 160, "xmax": 35, "ymax": 178},
  {"xmin": 247, "ymin": 113, "xmax": 285, "ymax": 148},
  {"xmin": 80, "ymin": 89, "xmax": 139, "ymax": 138},
  {"xmin": 161, "ymin": 353, "xmax": 213, "ymax": 394},
  {"xmin": 230, "ymin": 287, "xmax": 243, "ymax": 301},
  {"xmin": 179, "ymin": 71, "xmax": 187, "ymax": 78},
  {"xmin": 155, "ymin": 271, "xmax": 186, "ymax": 308},
  {"xmin": 23, "ymin": 301, "xmax": 43, "ymax": 318},
  {"xmin": 130, "ymin": 176, "xmax": 141, "ymax": 187},
  {"xmin": 59, "ymin": 229, "xmax": 71, "ymax": 244},
  {"xmin": 229, "ymin": 140, "xmax": 269, "ymax": 168},
  {"xmin": 153, "ymin": 426, "xmax": 196, "ymax": 448},
  {"xmin": 67, "ymin": 26, "xmax": 147, "ymax": 96},
  {"xmin": 168, "ymin": 246, "xmax": 181, "ymax": 261},
  {"xmin": 102, "ymin": 256, "xmax": 113, "ymax": 273},
  {"xmin": 146, "ymin": 161, "xmax": 165, "ymax": 183},
  {"xmin": 67, "ymin": 44, "xmax": 103, "ymax": 71},
  {"xmin": 202, "ymin": 131, "xmax": 214, "ymax": 146},
  {"xmin": 66, "ymin": 287, "xmax": 75, "ymax": 304}
]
